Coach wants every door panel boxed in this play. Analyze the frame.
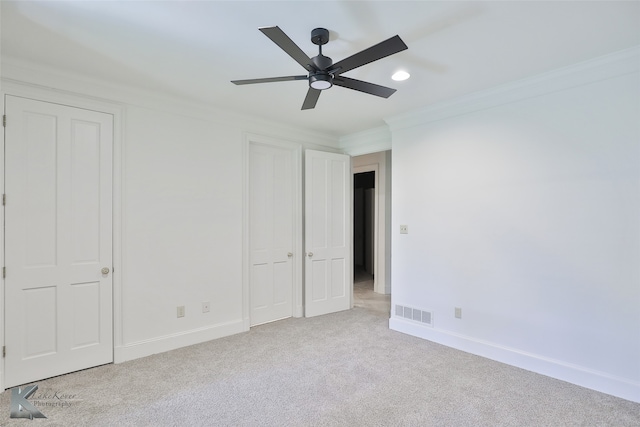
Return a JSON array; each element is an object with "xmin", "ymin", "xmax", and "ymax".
[
  {"xmin": 71, "ymin": 121, "xmax": 102, "ymax": 263},
  {"xmin": 249, "ymin": 142, "xmax": 295, "ymax": 326},
  {"xmin": 24, "ymin": 111, "xmax": 58, "ymax": 267},
  {"xmin": 305, "ymin": 150, "xmax": 351, "ymax": 317},
  {"xmin": 24, "ymin": 287, "xmax": 57, "ymax": 358},
  {"xmin": 4, "ymin": 95, "xmax": 113, "ymax": 387},
  {"xmin": 70, "ymin": 282, "xmax": 101, "ymax": 348}
]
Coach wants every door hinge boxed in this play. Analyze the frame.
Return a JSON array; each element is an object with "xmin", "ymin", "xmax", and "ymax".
[
  {"xmin": 2, "ymin": 267, "xmax": 5, "ymax": 279},
  {"xmin": 2, "ymin": 194, "xmax": 5, "ymax": 206},
  {"xmin": 2, "ymin": 115, "xmax": 5, "ymax": 127},
  {"xmin": 2, "ymin": 346, "xmax": 5, "ymax": 358}
]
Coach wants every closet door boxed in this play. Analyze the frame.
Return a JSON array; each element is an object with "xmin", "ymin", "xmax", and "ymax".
[
  {"xmin": 4, "ymin": 95, "xmax": 113, "ymax": 387},
  {"xmin": 249, "ymin": 141, "xmax": 297, "ymax": 325},
  {"xmin": 305, "ymin": 150, "xmax": 352, "ymax": 317}
]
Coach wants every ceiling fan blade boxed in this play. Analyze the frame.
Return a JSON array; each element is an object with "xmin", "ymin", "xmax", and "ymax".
[
  {"xmin": 329, "ymin": 35, "xmax": 407, "ymax": 75},
  {"xmin": 231, "ymin": 75, "xmax": 308, "ymax": 85},
  {"xmin": 301, "ymin": 88, "xmax": 321, "ymax": 110},
  {"xmin": 259, "ymin": 26, "xmax": 317, "ymax": 72},
  {"xmin": 333, "ymin": 76, "xmax": 397, "ymax": 98}
]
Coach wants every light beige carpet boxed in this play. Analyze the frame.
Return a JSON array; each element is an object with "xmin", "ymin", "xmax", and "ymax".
[{"xmin": 1, "ymin": 284, "xmax": 638, "ymax": 426}]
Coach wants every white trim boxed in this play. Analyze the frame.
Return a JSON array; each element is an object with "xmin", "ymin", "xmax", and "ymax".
[
  {"xmin": 389, "ymin": 318, "xmax": 640, "ymax": 403},
  {"xmin": 386, "ymin": 46, "xmax": 640, "ymax": 132},
  {"xmin": 383, "ymin": 151, "xmax": 392, "ymax": 295},
  {"xmin": 0, "ymin": 82, "xmax": 125, "ymax": 389},
  {"xmin": 0, "ymin": 90, "xmax": 5, "ymax": 391},
  {"xmin": 243, "ymin": 133, "xmax": 304, "ymax": 328},
  {"xmin": 114, "ymin": 320, "xmax": 244, "ymax": 363},
  {"xmin": 349, "ymin": 157, "xmax": 354, "ymax": 311},
  {"xmin": 242, "ymin": 133, "xmax": 251, "ymax": 331},
  {"xmin": 339, "ymin": 126, "xmax": 391, "ymax": 156}
]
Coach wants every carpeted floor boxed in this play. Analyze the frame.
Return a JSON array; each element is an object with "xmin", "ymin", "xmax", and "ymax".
[{"xmin": 1, "ymin": 282, "xmax": 639, "ymax": 426}]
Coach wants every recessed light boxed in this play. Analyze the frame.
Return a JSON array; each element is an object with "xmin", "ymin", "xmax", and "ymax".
[{"xmin": 392, "ymin": 70, "xmax": 410, "ymax": 81}]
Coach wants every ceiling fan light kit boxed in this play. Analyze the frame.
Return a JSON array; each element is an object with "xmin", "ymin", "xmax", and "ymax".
[
  {"xmin": 309, "ymin": 73, "xmax": 333, "ymax": 90},
  {"xmin": 231, "ymin": 26, "xmax": 408, "ymax": 110}
]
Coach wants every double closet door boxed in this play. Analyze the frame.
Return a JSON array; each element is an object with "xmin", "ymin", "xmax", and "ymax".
[{"xmin": 248, "ymin": 142, "xmax": 351, "ymax": 325}]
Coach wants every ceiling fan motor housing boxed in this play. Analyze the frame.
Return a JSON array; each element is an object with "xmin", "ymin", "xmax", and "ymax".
[{"xmin": 312, "ymin": 54, "xmax": 332, "ymax": 71}]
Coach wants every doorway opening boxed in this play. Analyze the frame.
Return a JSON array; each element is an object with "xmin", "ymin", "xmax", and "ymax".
[
  {"xmin": 354, "ymin": 171, "xmax": 375, "ymax": 287},
  {"xmin": 351, "ymin": 150, "xmax": 391, "ymax": 315}
]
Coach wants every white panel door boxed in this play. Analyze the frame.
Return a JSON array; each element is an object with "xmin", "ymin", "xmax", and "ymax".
[
  {"xmin": 249, "ymin": 142, "xmax": 295, "ymax": 326},
  {"xmin": 305, "ymin": 150, "xmax": 352, "ymax": 317},
  {"xmin": 4, "ymin": 95, "xmax": 113, "ymax": 387}
]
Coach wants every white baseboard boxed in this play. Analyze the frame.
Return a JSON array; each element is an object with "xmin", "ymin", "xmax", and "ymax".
[
  {"xmin": 114, "ymin": 320, "xmax": 246, "ymax": 363},
  {"xmin": 389, "ymin": 317, "xmax": 640, "ymax": 403}
]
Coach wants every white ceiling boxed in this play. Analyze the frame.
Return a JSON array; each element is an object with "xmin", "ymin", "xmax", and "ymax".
[{"xmin": 2, "ymin": 1, "xmax": 639, "ymax": 137}]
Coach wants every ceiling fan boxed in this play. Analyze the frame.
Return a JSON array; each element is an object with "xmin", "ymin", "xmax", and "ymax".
[{"xmin": 231, "ymin": 26, "xmax": 408, "ymax": 110}]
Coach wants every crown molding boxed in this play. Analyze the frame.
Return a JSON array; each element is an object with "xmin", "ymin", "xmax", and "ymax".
[
  {"xmin": 385, "ymin": 46, "xmax": 640, "ymax": 133},
  {"xmin": 338, "ymin": 126, "xmax": 391, "ymax": 156}
]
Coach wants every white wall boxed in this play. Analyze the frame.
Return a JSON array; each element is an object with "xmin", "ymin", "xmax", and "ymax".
[
  {"xmin": 0, "ymin": 59, "xmax": 340, "ymax": 379},
  {"xmin": 121, "ymin": 106, "xmax": 244, "ymax": 349},
  {"xmin": 388, "ymin": 49, "xmax": 640, "ymax": 402}
]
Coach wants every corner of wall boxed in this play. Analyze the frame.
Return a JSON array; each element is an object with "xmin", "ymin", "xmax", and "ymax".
[
  {"xmin": 339, "ymin": 126, "xmax": 391, "ymax": 156},
  {"xmin": 384, "ymin": 150, "xmax": 392, "ymax": 295}
]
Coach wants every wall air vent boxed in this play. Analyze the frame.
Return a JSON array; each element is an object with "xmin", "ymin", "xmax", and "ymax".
[
  {"xmin": 394, "ymin": 304, "xmax": 433, "ymax": 327},
  {"xmin": 395, "ymin": 304, "xmax": 403, "ymax": 317}
]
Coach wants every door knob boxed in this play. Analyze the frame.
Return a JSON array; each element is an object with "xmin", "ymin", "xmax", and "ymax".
[
  {"xmin": 101, "ymin": 267, "xmax": 110, "ymax": 275},
  {"xmin": 307, "ymin": 252, "xmax": 313, "ymax": 258},
  {"xmin": 287, "ymin": 252, "xmax": 293, "ymax": 258}
]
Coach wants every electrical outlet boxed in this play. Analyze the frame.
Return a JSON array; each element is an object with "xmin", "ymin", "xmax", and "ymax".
[
  {"xmin": 202, "ymin": 301, "xmax": 210, "ymax": 313},
  {"xmin": 177, "ymin": 306, "xmax": 185, "ymax": 318},
  {"xmin": 455, "ymin": 307, "xmax": 462, "ymax": 319},
  {"xmin": 400, "ymin": 225, "xmax": 408, "ymax": 234}
]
